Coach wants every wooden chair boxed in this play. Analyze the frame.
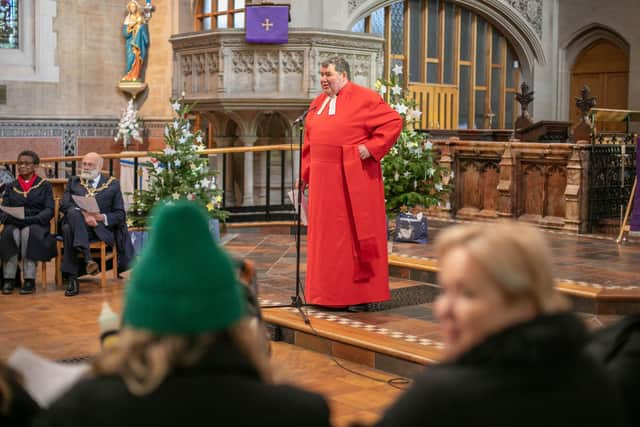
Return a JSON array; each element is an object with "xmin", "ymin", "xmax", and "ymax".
[
  {"xmin": 0, "ymin": 223, "xmax": 49, "ymax": 288},
  {"xmin": 54, "ymin": 201, "xmax": 119, "ymax": 289}
]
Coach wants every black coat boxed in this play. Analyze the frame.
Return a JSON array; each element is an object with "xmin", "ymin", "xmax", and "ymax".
[
  {"xmin": 36, "ymin": 340, "xmax": 331, "ymax": 427},
  {"xmin": 586, "ymin": 314, "xmax": 640, "ymax": 427},
  {"xmin": 0, "ymin": 375, "xmax": 41, "ymax": 427},
  {"xmin": 60, "ymin": 175, "xmax": 133, "ymax": 272},
  {"xmin": 0, "ymin": 176, "xmax": 56, "ymax": 262},
  {"xmin": 375, "ymin": 313, "xmax": 629, "ymax": 427}
]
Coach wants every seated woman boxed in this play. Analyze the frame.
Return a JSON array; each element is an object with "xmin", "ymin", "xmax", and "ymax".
[
  {"xmin": 374, "ymin": 222, "xmax": 628, "ymax": 427},
  {"xmin": 0, "ymin": 151, "xmax": 56, "ymax": 295},
  {"xmin": 0, "ymin": 361, "xmax": 40, "ymax": 426},
  {"xmin": 36, "ymin": 200, "xmax": 330, "ymax": 427},
  {"xmin": 586, "ymin": 313, "xmax": 640, "ymax": 427}
]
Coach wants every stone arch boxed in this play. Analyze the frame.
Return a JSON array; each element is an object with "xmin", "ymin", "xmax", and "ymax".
[
  {"xmin": 347, "ymin": 0, "xmax": 545, "ymax": 85},
  {"xmin": 557, "ymin": 24, "xmax": 630, "ymax": 121},
  {"xmin": 253, "ymin": 111, "xmax": 295, "ymax": 205},
  {"xmin": 255, "ymin": 111, "xmax": 292, "ymax": 140}
]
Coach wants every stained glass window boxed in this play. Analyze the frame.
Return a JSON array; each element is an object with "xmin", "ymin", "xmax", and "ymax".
[
  {"xmin": 0, "ymin": 0, "xmax": 19, "ymax": 49},
  {"xmin": 351, "ymin": 19, "xmax": 364, "ymax": 33},
  {"xmin": 390, "ymin": 1, "xmax": 404, "ymax": 55}
]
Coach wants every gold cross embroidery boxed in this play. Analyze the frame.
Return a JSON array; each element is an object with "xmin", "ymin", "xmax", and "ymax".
[{"xmin": 261, "ymin": 18, "xmax": 274, "ymax": 31}]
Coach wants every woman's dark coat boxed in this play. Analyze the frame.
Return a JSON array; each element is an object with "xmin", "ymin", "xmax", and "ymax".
[
  {"xmin": 35, "ymin": 339, "xmax": 331, "ymax": 427},
  {"xmin": 375, "ymin": 313, "xmax": 629, "ymax": 427},
  {"xmin": 586, "ymin": 314, "xmax": 640, "ymax": 427},
  {"xmin": 0, "ymin": 177, "xmax": 56, "ymax": 262}
]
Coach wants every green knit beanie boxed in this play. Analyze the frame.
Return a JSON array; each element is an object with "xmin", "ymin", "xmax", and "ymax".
[{"xmin": 123, "ymin": 200, "xmax": 245, "ymax": 334}]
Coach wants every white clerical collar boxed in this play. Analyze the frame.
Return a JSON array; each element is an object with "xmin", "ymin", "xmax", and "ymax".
[{"xmin": 317, "ymin": 95, "xmax": 337, "ymax": 116}]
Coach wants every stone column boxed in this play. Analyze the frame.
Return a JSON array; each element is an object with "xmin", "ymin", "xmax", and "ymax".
[{"xmin": 240, "ymin": 136, "xmax": 257, "ymax": 206}]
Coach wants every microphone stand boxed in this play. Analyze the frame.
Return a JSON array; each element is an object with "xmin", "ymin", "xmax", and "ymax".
[{"xmin": 260, "ymin": 110, "xmax": 310, "ymax": 325}]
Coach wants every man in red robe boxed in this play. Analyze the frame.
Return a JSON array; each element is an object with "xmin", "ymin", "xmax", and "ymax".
[{"xmin": 300, "ymin": 56, "xmax": 402, "ymax": 310}]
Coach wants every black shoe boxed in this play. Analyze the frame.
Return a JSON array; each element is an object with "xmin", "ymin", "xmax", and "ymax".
[
  {"xmin": 347, "ymin": 303, "xmax": 370, "ymax": 313},
  {"xmin": 86, "ymin": 260, "xmax": 99, "ymax": 276},
  {"xmin": 65, "ymin": 277, "xmax": 79, "ymax": 297},
  {"xmin": 2, "ymin": 279, "xmax": 14, "ymax": 295},
  {"xmin": 19, "ymin": 279, "xmax": 35, "ymax": 295}
]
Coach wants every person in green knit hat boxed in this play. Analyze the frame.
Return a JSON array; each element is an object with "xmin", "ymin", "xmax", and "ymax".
[{"xmin": 36, "ymin": 200, "xmax": 331, "ymax": 427}]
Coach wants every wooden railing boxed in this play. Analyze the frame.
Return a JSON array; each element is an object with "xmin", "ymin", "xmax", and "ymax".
[
  {"xmin": 408, "ymin": 83, "xmax": 459, "ymax": 130},
  {"xmin": 1, "ymin": 144, "xmax": 301, "ymax": 223}
]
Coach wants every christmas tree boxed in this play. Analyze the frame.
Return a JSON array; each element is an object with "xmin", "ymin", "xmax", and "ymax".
[
  {"xmin": 376, "ymin": 64, "xmax": 453, "ymax": 213},
  {"xmin": 127, "ymin": 99, "xmax": 226, "ymax": 227}
]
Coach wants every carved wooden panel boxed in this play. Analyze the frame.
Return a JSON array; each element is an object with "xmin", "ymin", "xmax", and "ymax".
[
  {"xmin": 460, "ymin": 160, "xmax": 482, "ymax": 210},
  {"xmin": 519, "ymin": 162, "xmax": 567, "ymax": 220},
  {"xmin": 458, "ymin": 158, "xmax": 499, "ymax": 214},
  {"xmin": 521, "ymin": 163, "xmax": 545, "ymax": 216},
  {"xmin": 545, "ymin": 165, "xmax": 566, "ymax": 218},
  {"xmin": 482, "ymin": 163, "xmax": 499, "ymax": 211}
]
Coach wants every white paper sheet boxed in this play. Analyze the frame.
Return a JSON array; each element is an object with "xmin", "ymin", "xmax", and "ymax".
[
  {"xmin": 7, "ymin": 347, "xmax": 91, "ymax": 408},
  {"xmin": 0, "ymin": 204, "xmax": 25, "ymax": 219},
  {"xmin": 72, "ymin": 195, "xmax": 100, "ymax": 213},
  {"xmin": 287, "ymin": 189, "xmax": 308, "ymax": 226}
]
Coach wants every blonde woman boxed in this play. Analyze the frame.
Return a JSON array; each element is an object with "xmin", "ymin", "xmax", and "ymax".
[
  {"xmin": 37, "ymin": 201, "xmax": 330, "ymax": 427},
  {"xmin": 375, "ymin": 222, "xmax": 628, "ymax": 427}
]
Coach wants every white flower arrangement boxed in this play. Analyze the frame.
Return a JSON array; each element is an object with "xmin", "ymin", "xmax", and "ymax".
[{"xmin": 115, "ymin": 99, "xmax": 143, "ymax": 148}]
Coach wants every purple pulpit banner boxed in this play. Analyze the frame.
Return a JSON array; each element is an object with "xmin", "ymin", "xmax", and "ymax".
[
  {"xmin": 245, "ymin": 5, "xmax": 289, "ymax": 44},
  {"xmin": 630, "ymin": 136, "xmax": 640, "ymax": 231}
]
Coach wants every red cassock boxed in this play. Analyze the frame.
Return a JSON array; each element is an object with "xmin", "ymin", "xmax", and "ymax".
[{"xmin": 301, "ymin": 81, "xmax": 402, "ymax": 306}]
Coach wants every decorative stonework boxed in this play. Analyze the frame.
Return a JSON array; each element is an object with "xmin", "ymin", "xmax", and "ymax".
[
  {"xmin": 0, "ymin": 120, "xmax": 118, "ymax": 138},
  {"xmin": 232, "ymin": 51, "xmax": 254, "ymax": 73},
  {"xmin": 62, "ymin": 129, "xmax": 77, "ymax": 156},
  {"xmin": 170, "ymin": 30, "xmax": 384, "ymax": 106},
  {"xmin": 194, "ymin": 54, "xmax": 206, "ymax": 75},
  {"xmin": 502, "ymin": 0, "xmax": 542, "ymax": 38},
  {"xmin": 257, "ymin": 51, "xmax": 278, "ymax": 74},
  {"xmin": 206, "ymin": 52, "xmax": 219, "ymax": 74},
  {"xmin": 348, "ymin": 0, "xmax": 368, "ymax": 14},
  {"xmin": 181, "ymin": 55, "xmax": 192, "ymax": 76},
  {"xmin": 281, "ymin": 51, "xmax": 303, "ymax": 73}
]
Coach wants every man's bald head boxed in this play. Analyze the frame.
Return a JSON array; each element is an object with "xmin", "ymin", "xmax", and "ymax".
[{"xmin": 80, "ymin": 152, "xmax": 104, "ymax": 180}]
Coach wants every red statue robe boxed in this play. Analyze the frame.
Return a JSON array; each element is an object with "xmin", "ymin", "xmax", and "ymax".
[{"xmin": 301, "ymin": 81, "xmax": 402, "ymax": 306}]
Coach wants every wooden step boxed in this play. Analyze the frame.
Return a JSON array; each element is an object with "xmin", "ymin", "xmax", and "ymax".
[
  {"xmin": 263, "ymin": 304, "xmax": 443, "ymax": 379},
  {"xmin": 388, "ymin": 253, "xmax": 640, "ymax": 315}
]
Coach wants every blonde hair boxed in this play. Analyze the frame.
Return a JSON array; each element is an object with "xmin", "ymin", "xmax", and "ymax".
[
  {"xmin": 435, "ymin": 221, "xmax": 568, "ymax": 313},
  {"xmin": 91, "ymin": 318, "xmax": 272, "ymax": 396}
]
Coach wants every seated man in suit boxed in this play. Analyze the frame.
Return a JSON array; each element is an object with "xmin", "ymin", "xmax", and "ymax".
[{"xmin": 60, "ymin": 152, "xmax": 131, "ymax": 296}]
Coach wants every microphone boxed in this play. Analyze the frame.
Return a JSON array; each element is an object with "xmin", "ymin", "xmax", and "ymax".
[{"xmin": 293, "ymin": 106, "xmax": 317, "ymax": 126}]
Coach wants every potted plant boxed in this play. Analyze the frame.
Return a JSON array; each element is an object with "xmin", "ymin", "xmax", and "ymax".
[
  {"xmin": 127, "ymin": 99, "xmax": 227, "ymax": 253},
  {"xmin": 376, "ymin": 65, "xmax": 453, "ymax": 242}
]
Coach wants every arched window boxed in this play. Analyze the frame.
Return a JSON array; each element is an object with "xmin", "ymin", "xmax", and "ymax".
[
  {"xmin": 0, "ymin": 0, "xmax": 19, "ymax": 49},
  {"xmin": 353, "ymin": 0, "xmax": 522, "ymax": 130},
  {"xmin": 195, "ymin": 0, "xmax": 251, "ymax": 31}
]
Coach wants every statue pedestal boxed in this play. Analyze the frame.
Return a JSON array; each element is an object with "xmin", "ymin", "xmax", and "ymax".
[{"xmin": 117, "ymin": 81, "xmax": 147, "ymax": 99}]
